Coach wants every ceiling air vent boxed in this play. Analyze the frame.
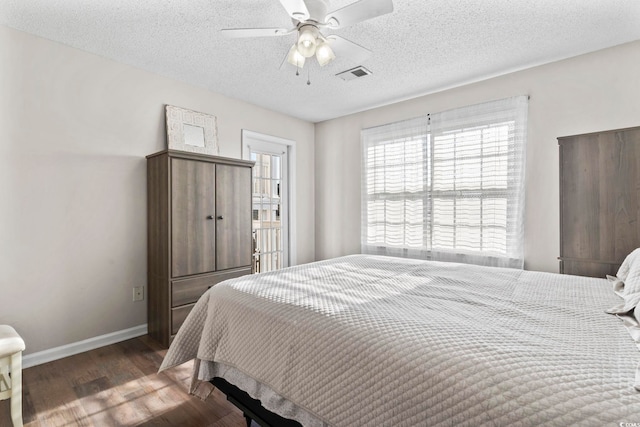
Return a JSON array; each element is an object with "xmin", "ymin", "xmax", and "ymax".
[{"xmin": 336, "ymin": 66, "xmax": 372, "ymax": 81}]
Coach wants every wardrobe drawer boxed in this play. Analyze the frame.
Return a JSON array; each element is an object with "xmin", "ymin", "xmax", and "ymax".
[
  {"xmin": 171, "ymin": 267, "xmax": 252, "ymax": 307},
  {"xmin": 171, "ymin": 304, "xmax": 194, "ymax": 335}
]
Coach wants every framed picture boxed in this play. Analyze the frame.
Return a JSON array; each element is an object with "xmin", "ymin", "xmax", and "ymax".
[{"xmin": 165, "ymin": 105, "xmax": 219, "ymax": 155}]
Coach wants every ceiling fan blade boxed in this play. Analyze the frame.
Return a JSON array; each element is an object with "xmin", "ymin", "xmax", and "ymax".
[
  {"xmin": 325, "ymin": 0, "xmax": 393, "ymax": 29},
  {"xmin": 326, "ymin": 35, "xmax": 372, "ymax": 63},
  {"xmin": 221, "ymin": 28, "xmax": 293, "ymax": 38},
  {"xmin": 278, "ymin": 0, "xmax": 310, "ymax": 21},
  {"xmin": 279, "ymin": 51, "xmax": 289, "ymax": 70}
]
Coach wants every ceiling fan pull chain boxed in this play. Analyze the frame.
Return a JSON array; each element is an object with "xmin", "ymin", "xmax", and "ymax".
[{"xmin": 307, "ymin": 66, "xmax": 311, "ymax": 85}]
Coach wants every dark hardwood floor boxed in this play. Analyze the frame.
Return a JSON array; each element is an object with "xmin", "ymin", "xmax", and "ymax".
[{"xmin": 0, "ymin": 335, "xmax": 247, "ymax": 426}]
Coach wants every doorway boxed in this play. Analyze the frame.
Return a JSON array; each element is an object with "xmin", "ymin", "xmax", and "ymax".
[{"xmin": 242, "ymin": 131, "xmax": 294, "ymax": 273}]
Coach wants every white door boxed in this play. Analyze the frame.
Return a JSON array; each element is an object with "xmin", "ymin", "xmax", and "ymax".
[{"xmin": 242, "ymin": 131, "xmax": 294, "ymax": 273}]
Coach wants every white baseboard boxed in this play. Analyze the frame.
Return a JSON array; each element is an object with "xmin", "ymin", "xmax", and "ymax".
[{"xmin": 22, "ymin": 324, "xmax": 148, "ymax": 369}]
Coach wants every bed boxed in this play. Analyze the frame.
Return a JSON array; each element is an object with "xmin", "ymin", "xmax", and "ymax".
[{"xmin": 159, "ymin": 254, "xmax": 640, "ymax": 426}]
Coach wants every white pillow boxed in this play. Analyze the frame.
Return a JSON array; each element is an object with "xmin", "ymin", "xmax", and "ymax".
[
  {"xmin": 626, "ymin": 268, "xmax": 640, "ymax": 296},
  {"xmin": 607, "ymin": 292, "xmax": 640, "ymax": 315},
  {"xmin": 607, "ymin": 275, "xmax": 625, "ymax": 297},
  {"xmin": 617, "ymin": 248, "xmax": 640, "ymax": 283},
  {"xmin": 606, "ymin": 249, "xmax": 640, "ymax": 320},
  {"xmin": 614, "ymin": 248, "xmax": 640, "ymax": 296}
]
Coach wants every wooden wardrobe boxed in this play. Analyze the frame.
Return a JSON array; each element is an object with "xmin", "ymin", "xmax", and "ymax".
[
  {"xmin": 147, "ymin": 150, "xmax": 254, "ymax": 347},
  {"xmin": 559, "ymin": 126, "xmax": 640, "ymax": 277}
]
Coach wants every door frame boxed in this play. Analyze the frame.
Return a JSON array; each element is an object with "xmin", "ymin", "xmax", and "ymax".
[{"xmin": 241, "ymin": 130, "xmax": 297, "ymax": 267}]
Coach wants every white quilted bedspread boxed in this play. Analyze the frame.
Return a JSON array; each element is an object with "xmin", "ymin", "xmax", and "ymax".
[{"xmin": 160, "ymin": 255, "xmax": 640, "ymax": 426}]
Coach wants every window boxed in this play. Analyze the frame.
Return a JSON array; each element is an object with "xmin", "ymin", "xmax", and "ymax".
[
  {"xmin": 361, "ymin": 96, "xmax": 528, "ymax": 268},
  {"xmin": 251, "ymin": 152, "xmax": 285, "ymax": 273}
]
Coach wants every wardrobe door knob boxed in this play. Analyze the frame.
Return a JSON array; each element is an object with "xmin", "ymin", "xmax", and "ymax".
[
  {"xmin": 206, "ymin": 215, "xmax": 214, "ymax": 220},
  {"xmin": 217, "ymin": 215, "xmax": 224, "ymax": 220}
]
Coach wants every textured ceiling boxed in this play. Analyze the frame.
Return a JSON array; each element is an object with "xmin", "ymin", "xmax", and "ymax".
[{"xmin": 1, "ymin": 0, "xmax": 640, "ymax": 123}]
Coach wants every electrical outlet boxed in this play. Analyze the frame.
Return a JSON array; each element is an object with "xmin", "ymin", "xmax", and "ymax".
[{"xmin": 133, "ymin": 286, "xmax": 144, "ymax": 302}]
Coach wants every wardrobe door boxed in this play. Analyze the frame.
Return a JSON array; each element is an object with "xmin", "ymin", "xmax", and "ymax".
[
  {"xmin": 171, "ymin": 158, "xmax": 216, "ymax": 277},
  {"xmin": 559, "ymin": 127, "xmax": 640, "ymax": 276},
  {"xmin": 216, "ymin": 164, "xmax": 252, "ymax": 270}
]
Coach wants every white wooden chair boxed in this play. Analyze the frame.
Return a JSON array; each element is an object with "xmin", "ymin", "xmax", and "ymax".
[{"xmin": 0, "ymin": 325, "xmax": 25, "ymax": 427}]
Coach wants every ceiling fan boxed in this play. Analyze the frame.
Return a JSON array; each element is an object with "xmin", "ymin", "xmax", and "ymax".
[{"xmin": 221, "ymin": 0, "xmax": 394, "ymax": 70}]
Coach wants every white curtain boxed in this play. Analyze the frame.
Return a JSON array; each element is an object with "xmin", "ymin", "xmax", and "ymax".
[
  {"xmin": 361, "ymin": 96, "xmax": 528, "ymax": 269},
  {"xmin": 361, "ymin": 116, "xmax": 430, "ymax": 259}
]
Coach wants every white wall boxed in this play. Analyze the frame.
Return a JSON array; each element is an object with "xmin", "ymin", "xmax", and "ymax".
[
  {"xmin": 0, "ymin": 25, "xmax": 315, "ymax": 355},
  {"xmin": 315, "ymin": 40, "xmax": 640, "ymax": 273},
  {"xmin": 2, "ymin": 23, "xmax": 638, "ymax": 357}
]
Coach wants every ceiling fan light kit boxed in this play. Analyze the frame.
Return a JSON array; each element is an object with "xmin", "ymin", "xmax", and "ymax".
[
  {"xmin": 315, "ymin": 41, "xmax": 336, "ymax": 66},
  {"xmin": 221, "ymin": 0, "xmax": 394, "ymax": 76},
  {"xmin": 293, "ymin": 24, "xmax": 336, "ymax": 67},
  {"xmin": 297, "ymin": 25, "xmax": 319, "ymax": 57},
  {"xmin": 287, "ymin": 44, "xmax": 307, "ymax": 68}
]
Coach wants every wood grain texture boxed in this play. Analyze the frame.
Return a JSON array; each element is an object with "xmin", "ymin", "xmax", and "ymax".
[
  {"xmin": 147, "ymin": 155, "xmax": 171, "ymax": 347},
  {"xmin": 172, "ymin": 304, "xmax": 195, "ymax": 335},
  {"xmin": 147, "ymin": 155, "xmax": 170, "ymax": 279},
  {"xmin": 147, "ymin": 274, "xmax": 170, "ymax": 348},
  {"xmin": 172, "ymin": 268, "xmax": 252, "ymax": 307},
  {"xmin": 171, "ymin": 158, "xmax": 217, "ymax": 277},
  {"xmin": 216, "ymin": 164, "xmax": 253, "ymax": 271},
  {"xmin": 148, "ymin": 150, "xmax": 255, "ymax": 168},
  {"xmin": 559, "ymin": 126, "xmax": 640, "ymax": 277},
  {"xmin": 0, "ymin": 336, "xmax": 247, "ymax": 427},
  {"xmin": 147, "ymin": 151, "xmax": 254, "ymax": 347}
]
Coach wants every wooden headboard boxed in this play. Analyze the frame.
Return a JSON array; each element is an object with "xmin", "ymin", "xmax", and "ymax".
[{"xmin": 559, "ymin": 126, "xmax": 640, "ymax": 278}]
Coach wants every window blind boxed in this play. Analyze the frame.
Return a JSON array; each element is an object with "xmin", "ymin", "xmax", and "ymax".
[{"xmin": 361, "ymin": 96, "xmax": 528, "ymax": 268}]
